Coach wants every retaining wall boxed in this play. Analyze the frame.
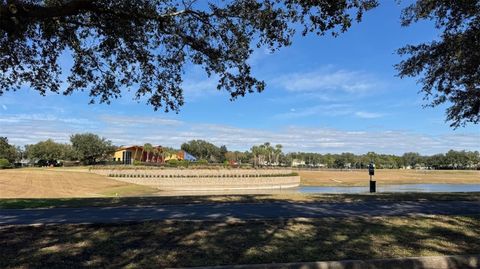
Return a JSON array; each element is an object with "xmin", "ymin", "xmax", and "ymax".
[
  {"xmin": 94, "ymin": 169, "xmax": 300, "ymax": 190},
  {"xmin": 111, "ymin": 176, "xmax": 300, "ymax": 191}
]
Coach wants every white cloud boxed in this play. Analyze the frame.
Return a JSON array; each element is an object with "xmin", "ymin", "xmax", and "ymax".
[
  {"xmin": 355, "ymin": 111, "xmax": 384, "ymax": 119},
  {"xmin": 181, "ymin": 65, "xmax": 223, "ymax": 101},
  {"xmin": 273, "ymin": 67, "xmax": 381, "ymax": 94},
  {"xmin": 0, "ymin": 113, "xmax": 92, "ymax": 125},
  {"xmin": 1, "ymin": 112, "xmax": 479, "ymax": 155},
  {"xmin": 1, "ymin": 105, "xmax": 7, "ymax": 111},
  {"xmin": 275, "ymin": 106, "xmax": 384, "ymax": 120},
  {"xmin": 182, "ymin": 78, "xmax": 219, "ymax": 99},
  {"xmin": 99, "ymin": 115, "xmax": 183, "ymax": 127},
  {"xmin": 275, "ymin": 104, "xmax": 352, "ymax": 119}
]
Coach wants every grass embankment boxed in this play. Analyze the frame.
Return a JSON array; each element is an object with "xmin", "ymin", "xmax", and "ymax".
[
  {"xmin": 298, "ymin": 169, "xmax": 480, "ymax": 186},
  {"xmin": 1, "ymin": 215, "xmax": 479, "ymax": 268},
  {"xmin": 1, "ymin": 192, "xmax": 480, "ymax": 209},
  {"xmin": 1, "ymin": 168, "xmax": 479, "ymax": 209},
  {"xmin": 0, "ymin": 169, "xmax": 157, "ymax": 198}
]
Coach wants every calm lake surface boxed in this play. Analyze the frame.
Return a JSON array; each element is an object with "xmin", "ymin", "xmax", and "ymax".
[
  {"xmin": 299, "ymin": 184, "xmax": 480, "ymax": 194},
  {"xmin": 156, "ymin": 183, "xmax": 480, "ymax": 196}
]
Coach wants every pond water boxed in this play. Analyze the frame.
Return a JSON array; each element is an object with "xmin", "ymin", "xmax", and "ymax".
[
  {"xmin": 155, "ymin": 183, "xmax": 480, "ymax": 196},
  {"xmin": 299, "ymin": 184, "xmax": 480, "ymax": 194}
]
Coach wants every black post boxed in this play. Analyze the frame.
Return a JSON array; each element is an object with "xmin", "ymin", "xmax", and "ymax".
[
  {"xmin": 370, "ymin": 179, "xmax": 376, "ymax": 193},
  {"xmin": 368, "ymin": 163, "xmax": 376, "ymax": 193}
]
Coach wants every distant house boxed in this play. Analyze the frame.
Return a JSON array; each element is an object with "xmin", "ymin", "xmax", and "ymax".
[
  {"xmin": 291, "ymin": 159, "xmax": 306, "ymax": 167},
  {"xmin": 115, "ymin": 146, "xmax": 197, "ymax": 165},
  {"xmin": 164, "ymin": 150, "xmax": 197, "ymax": 162},
  {"xmin": 114, "ymin": 145, "xmax": 163, "ymax": 165},
  {"xmin": 179, "ymin": 151, "xmax": 197, "ymax": 161},
  {"xmin": 18, "ymin": 159, "xmax": 31, "ymax": 167}
]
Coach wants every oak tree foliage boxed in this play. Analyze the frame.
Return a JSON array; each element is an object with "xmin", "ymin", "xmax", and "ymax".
[
  {"xmin": 0, "ymin": 0, "xmax": 377, "ymax": 111},
  {"xmin": 0, "ymin": 137, "xmax": 17, "ymax": 163},
  {"xmin": 396, "ymin": 0, "xmax": 480, "ymax": 128},
  {"xmin": 70, "ymin": 133, "xmax": 115, "ymax": 164}
]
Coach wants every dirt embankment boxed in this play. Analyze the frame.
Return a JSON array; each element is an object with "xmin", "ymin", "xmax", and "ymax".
[{"xmin": 0, "ymin": 168, "xmax": 154, "ymax": 198}]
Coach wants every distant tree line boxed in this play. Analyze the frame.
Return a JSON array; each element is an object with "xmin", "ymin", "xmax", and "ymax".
[
  {"xmin": 0, "ymin": 136, "xmax": 478, "ymax": 169},
  {"xmin": 286, "ymin": 151, "xmax": 480, "ymax": 170},
  {"xmin": 0, "ymin": 134, "xmax": 115, "ymax": 167},
  {"xmin": 180, "ymin": 140, "xmax": 228, "ymax": 163}
]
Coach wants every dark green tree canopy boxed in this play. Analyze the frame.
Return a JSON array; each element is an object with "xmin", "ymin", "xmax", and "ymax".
[
  {"xmin": 25, "ymin": 139, "xmax": 76, "ymax": 161},
  {"xmin": 70, "ymin": 133, "xmax": 115, "ymax": 164},
  {"xmin": 396, "ymin": 0, "xmax": 480, "ymax": 128},
  {"xmin": 0, "ymin": 0, "xmax": 377, "ymax": 111},
  {"xmin": 0, "ymin": 137, "xmax": 17, "ymax": 163},
  {"xmin": 181, "ymin": 139, "xmax": 226, "ymax": 162}
]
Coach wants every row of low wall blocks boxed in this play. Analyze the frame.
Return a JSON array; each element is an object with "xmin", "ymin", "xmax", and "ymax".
[{"xmin": 108, "ymin": 173, "xmax": 298, "ymax": 178}]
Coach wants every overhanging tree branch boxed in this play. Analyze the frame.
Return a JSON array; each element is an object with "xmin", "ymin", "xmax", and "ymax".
[{"xmin": 0, "ymin": 0, "xmax": 378, "ymax": 112}]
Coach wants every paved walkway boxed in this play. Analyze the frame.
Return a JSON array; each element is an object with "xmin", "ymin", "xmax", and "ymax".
[{"xmin": 1, "ymin": 201, "xmax": 479, "ymax": 225}]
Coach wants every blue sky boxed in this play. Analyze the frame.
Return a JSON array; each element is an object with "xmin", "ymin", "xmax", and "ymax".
[{"xmin": 1, "ymin": 1, "xmax": 479, "ymax": 154}]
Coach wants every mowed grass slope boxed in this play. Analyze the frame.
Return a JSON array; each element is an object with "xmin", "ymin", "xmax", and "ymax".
[
  {"xmin": 298, "ymin": 169, "xmax": 480, "ymax": 186},
  {"xmin": 0, "ymin": 168, "xmax": 156, "ymax": 198}
]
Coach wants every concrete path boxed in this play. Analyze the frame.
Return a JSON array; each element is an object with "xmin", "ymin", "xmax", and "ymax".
[{"xmin": 1, "ymin": 201, "xmax": 480, "ymax": 225}]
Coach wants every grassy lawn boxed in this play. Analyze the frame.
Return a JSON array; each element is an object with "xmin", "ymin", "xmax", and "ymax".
[
  {"xmin": 298, "ymin": 169, "xmax": 480, "ymax": 186},
  {"xmin": 1, "ymin": 215, "xmax": 479, "ymax": 268},
  {"xmin": 1, "ymin": 192, "xmax": 480, "ymax": 209}
]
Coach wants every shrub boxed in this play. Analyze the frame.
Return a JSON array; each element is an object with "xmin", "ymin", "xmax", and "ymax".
[
  {"xmin": 168, "ymin": 159, "xmax": 179, "ymax": 165},
  {"xmin": 0, "ymin": 159, "xmax": 11, "ymax": 169},
  {"xmin": 196, "ymin": 159, "xmax": 208, "ymax": 165}
]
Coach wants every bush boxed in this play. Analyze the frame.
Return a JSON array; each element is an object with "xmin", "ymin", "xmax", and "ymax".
[
  {"xmin": 196, "ymin": 159, "xmax": 208, "ymax": 165},
  {"xmin": 0, "ymin": 159, "xmax": 11, "ymax": 169},
  {"xmin": 133, "ymin": 160, "xmax": 143, "ymax": 166},
  {"xmin": 166, "ymin": 159, "xmax": 179, "ymax": 167}
]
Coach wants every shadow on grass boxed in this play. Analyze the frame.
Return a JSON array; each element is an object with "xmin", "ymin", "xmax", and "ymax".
[
  {"xmin": 0, "ymin": 215, "xmax": 479, "ymax": 268},
  {"xmin": 2, "ymin": 192, "xmax": 480, "ymax": 209}
]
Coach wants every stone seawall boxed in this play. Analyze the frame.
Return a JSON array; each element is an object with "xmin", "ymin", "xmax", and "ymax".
[{"xmin": 110, "ymin": 176, "xmax": 300, "ymax": 191}]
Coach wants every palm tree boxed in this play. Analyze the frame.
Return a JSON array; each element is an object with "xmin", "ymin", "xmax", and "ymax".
[
  {"xmin": 274, "ymin": 144, "xmax": 283, "ymax": 165},
  {"xmin": 143, "ymin": 143, "xmax": 153, "ymax": 162},
  {"xmin": 263, "ymin": 142, "xmax": 271, "ymax": 164},
  {"xmin": 152, "ymin": 148, "xmax": 159, "ymax": 163},
  {"xmin": 160, "ymin": 147, "xmax": 172, "ymax": 164},
  {"xmin": 251, "ymin": 145, "xmax": 259, "ymax": 167}
]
